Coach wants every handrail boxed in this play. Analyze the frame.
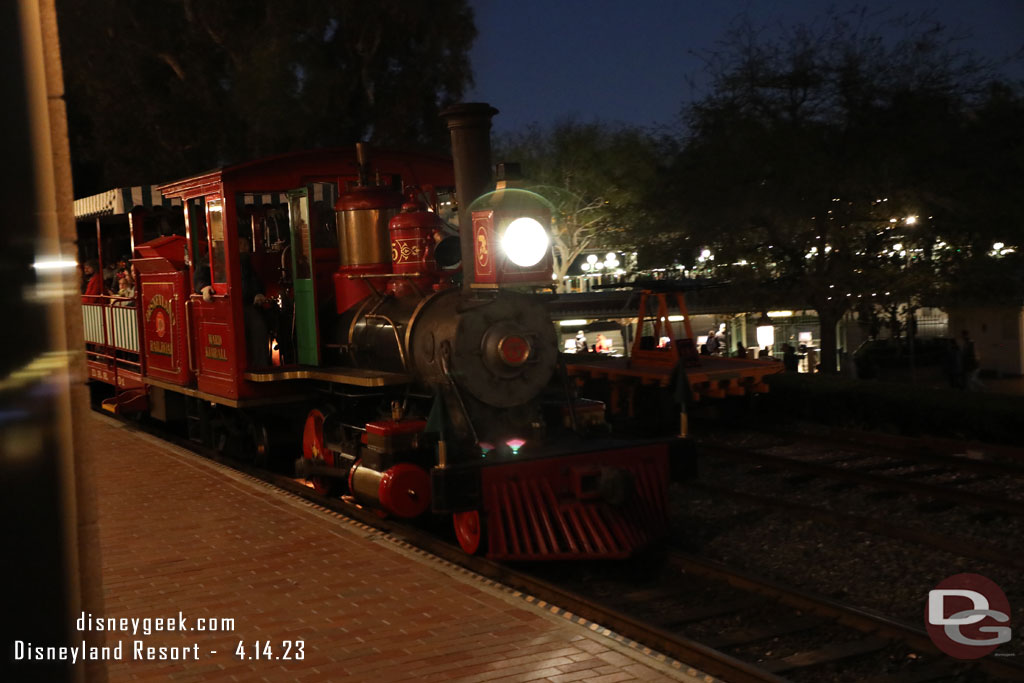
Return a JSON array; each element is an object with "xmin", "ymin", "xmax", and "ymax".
[{"xmin": 184, "ymin": 297, "xmax": 196, "ymax": 375}]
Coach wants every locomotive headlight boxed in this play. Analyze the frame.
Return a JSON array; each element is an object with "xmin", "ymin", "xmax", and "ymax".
[{"xmin": 501, "ymin": 217, "xmax": 549, "ymax": 268}]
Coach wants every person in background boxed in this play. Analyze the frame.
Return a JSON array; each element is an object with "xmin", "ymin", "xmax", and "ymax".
[
  {"xmin": 595, "ymin": 333, "xmax": 612, "ymax": 354},
  {"xmin": 82, "ymin": 259, "xmax": 103, "ymax": 297},
  {"xmin": 960, "ymin": 330, "xmax": 983, "ymax": 391},
  {"xmin": 706, "ymin": 329, "xmax": 721, "ymax": 355},
  {"xmin": 783, "ymin": 344, "xmax": 799, "ymax": 372},
  {"xmin": 115, "ymin": 268, "xmax": 135, "ymax": 301},
  {"xmin": 735, "ymin": 341, "xmax": 746, "ymax": 358},
  {"xmin": 575, "ymin": 330, "xmax": 587, "ymax": 353}
]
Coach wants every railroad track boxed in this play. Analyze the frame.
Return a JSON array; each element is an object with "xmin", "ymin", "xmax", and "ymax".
[
  {"xmin": 688, "ymin": 429, "xmax": 1024, "ymax": 582},
  {"xmin": 695, "ymin": 436, "xmax": 1024, "ymax": 517},
  {"xmin": 102, "ymin": 412, "xmax": 1024, "ymax": 682}
]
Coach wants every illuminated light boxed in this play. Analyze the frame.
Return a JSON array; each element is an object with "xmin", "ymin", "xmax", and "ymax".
[
  {"xmin": 892, "ymin": 243, "xmax": 903, "ymax": 252},
  {"xmin": 506, "ymin": 438, "xmax": 525, "ymax": 455},
  {"xmin": 479, "ymin": 442, "xmax": 494, "ymax": 458},
  {"xmin": 552, "ymin": 272, "xmax": 557, "ymax": 280},
  {"xmin": 767, "ymin": 311, "xmax": 793, "ymax": 318},
  {"xmin": 889, "ymin": 218, "xmax": 897, "ymax": 223},
  {"xmin": 587, "ymin": 254, "xmax": 598, "ymax": 264},
  {"xmin": 594, "ymin": 262, "xmax": 604, "ymax": 270},
  {"xmin": 994, "ymin": 242, "xmax": 1005, "ymax": 250},
  {"xmin": 755, "ymin": 324, "xmax": 774, "ymax": 350},
  {"xmin": 700, "ymin": 249, "xmax": 711, "ymax": 259},
  {"xmin": 560, "ymin": 319, "xmax": 588, "ymax": 326},
  {"xmin": 824, "ymin": 246, "xmax": 832, "ymax": 253},
  {"xmin": 606, "ymin": 252, "xmax": 616, "ymax": 260},
  {"xmin": 607, "ymin": 259, "xmax": 619, "ymax": 268},
  {"xmin": 33, "ymin": 259, "xmax": 78, "ymax": 271},
  {"xmin": 668, "ymin": 315, "xmax": 685, "ymax": 322},
  {"xmin": 501, "ymin": 217, "xmax": 549, "ymax": 267},
  {"xmin": 581, "ymin": 262, "xmax": 591, "ymax": 271},
  {"xmin": 905, "ymin": 216, "xmax": 917, "ymax": 225}
]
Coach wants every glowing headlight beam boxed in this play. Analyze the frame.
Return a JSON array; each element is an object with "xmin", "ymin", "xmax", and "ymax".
[{"xmin": 501, "ymin": 217, "xmax": 549, "ymax": 268}]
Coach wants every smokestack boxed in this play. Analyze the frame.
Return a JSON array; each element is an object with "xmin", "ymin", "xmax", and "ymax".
[{"xmin": 440, "ymin": 102, "xmax": 499, "ymax": 293}]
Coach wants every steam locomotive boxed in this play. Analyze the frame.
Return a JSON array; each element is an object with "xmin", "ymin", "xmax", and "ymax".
[{"xmin": 79, "ymin": 103, "xmax": 690, "ymax": 561}]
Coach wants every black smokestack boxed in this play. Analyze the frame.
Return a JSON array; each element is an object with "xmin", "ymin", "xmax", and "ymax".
[{"xmin": 440, "ymin": 102, "xmax": 499, "ymax": 293}]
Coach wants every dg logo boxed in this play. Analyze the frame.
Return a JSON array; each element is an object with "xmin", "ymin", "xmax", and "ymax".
[{"xmin": 926, "ymin": 573, "xmax": 1012, "ymax": 659}]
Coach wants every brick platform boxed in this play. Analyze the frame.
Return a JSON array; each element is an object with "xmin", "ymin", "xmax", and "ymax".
[{"xmin": 80, "ymin": 413, "xmax": 711, "ymax": 682}]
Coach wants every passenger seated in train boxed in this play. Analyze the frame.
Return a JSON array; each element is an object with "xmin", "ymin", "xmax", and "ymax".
[
  {"xmin": 115, "ymin": 268, "xmax": 135, "ymax": 303},
  {"xmin": 82, "ymin": 259, "xmax": 104, "ymax": 297}
]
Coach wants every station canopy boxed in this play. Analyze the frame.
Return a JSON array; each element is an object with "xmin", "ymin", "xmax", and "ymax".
[{"xmin": 73, "ymin": 186, "xmax": 183, "ymax": 220}]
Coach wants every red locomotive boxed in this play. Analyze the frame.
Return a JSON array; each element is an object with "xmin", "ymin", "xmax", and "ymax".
[{"xmin": 77, "ymin": 103, "xmax": 693, "ymax": 561}]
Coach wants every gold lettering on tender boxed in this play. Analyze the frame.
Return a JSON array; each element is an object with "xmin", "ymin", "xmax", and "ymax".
[
  {"xmin": 207, "ymin": 334, "xmax": 222, "ymax": 346},
  {"xmin": 205, "ymin": 346, "xmax": 228, "ymax": 361}
]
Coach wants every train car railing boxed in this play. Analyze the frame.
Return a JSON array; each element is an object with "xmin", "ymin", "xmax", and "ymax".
[{"xmin": 82, "ymin": 294, "xmax": 143, "ymax": 385}]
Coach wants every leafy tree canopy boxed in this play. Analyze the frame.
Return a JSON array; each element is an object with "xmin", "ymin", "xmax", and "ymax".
[
  {"xmin": 57, "ymin": 0, "xmax": 477, "ymax": 193},
  {"xmin": 654, "ymin": 8, "xmax": 1024, "ymax": 371},
  {"xmin": 494, "ymin": 120, "xmax": 669, "ymax": 287}
]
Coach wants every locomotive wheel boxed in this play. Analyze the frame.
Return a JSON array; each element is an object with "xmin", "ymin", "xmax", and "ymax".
[
  {"xmin": 302, "ymin": 408, "xmax": 341, "ymax": 496},
  {"xmin": 453, "ymin": 510, "xmax": 486, "ymax": 555}
]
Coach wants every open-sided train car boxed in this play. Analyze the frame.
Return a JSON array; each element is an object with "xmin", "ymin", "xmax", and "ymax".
[{"xmin": 78, "ymin": 103, "xmax": 763, "ymax": 561}]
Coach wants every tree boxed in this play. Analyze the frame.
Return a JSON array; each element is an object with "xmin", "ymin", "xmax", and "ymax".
[
  {"xmin": 660, "ymin": 8, "xmax": 1022, "ymax": 372},
  {"xmin": 56, "ymin": 0, "xmax": 477, "ymax": 193},
  {"xmin": 494, "ymin": 121, "xmax": 667, "ymax": 289}
]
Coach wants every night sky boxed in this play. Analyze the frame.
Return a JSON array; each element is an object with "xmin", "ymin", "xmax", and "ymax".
[{"xmin": 467, "ymin": 0, "xmax": 1024, "ymax": 134}]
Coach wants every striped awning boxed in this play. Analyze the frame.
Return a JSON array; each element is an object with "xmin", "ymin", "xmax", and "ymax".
[
  {"xmin": 238, "ymin": 183, "xmax": 334, "ymax": 208},
  {"xmin": 74, "ymin": 186, "xmax": 183, "ymax": 220},
  {"xmin": 239, "ymin": 192, "xmax": 290, "ymax": 207}
]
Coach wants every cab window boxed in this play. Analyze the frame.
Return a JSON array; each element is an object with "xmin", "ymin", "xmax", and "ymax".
[{"xmin": 207, "ymin": 199, "xmax": 227, "ymax": 284}]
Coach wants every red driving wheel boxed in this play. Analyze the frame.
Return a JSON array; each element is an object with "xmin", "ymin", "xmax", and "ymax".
[
  {"xmin": 302, "ymin": 408, "xmax": 339, "ymax": 495},
  {"xmin": 453, "ymin": 510, "xmax": 485, "ymax": 555}
]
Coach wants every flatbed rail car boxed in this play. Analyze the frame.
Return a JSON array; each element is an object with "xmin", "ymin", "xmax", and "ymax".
[{"xmin": 562, "ymin": 287, "xmax": 783, "ymax": 427}]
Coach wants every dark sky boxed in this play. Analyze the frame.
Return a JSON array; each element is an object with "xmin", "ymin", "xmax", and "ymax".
[{"xmin": 466, "ymin": 0, "xmax": 1024, "ymax": 135}]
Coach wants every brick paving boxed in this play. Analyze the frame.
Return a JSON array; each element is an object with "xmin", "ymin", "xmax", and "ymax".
[{"xmin": 83, "ymin": 414, "xmax": 710, "ymax": 682}]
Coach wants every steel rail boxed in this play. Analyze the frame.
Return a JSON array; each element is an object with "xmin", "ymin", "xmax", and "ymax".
[
  {"xmin": 704, "ymin": 442, "xmax": 1024, "ymax": 516},
  {"xmin": 730, "ymin": 427, "xmax": 1024, "ymax": 477},
  {"xmin": 667, "ymin": 552, "xmax": 1024, "ymax": 681},
  {"xmin": 692, "ymin": 482, "xmax": 1024, "ymax": 571}
]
